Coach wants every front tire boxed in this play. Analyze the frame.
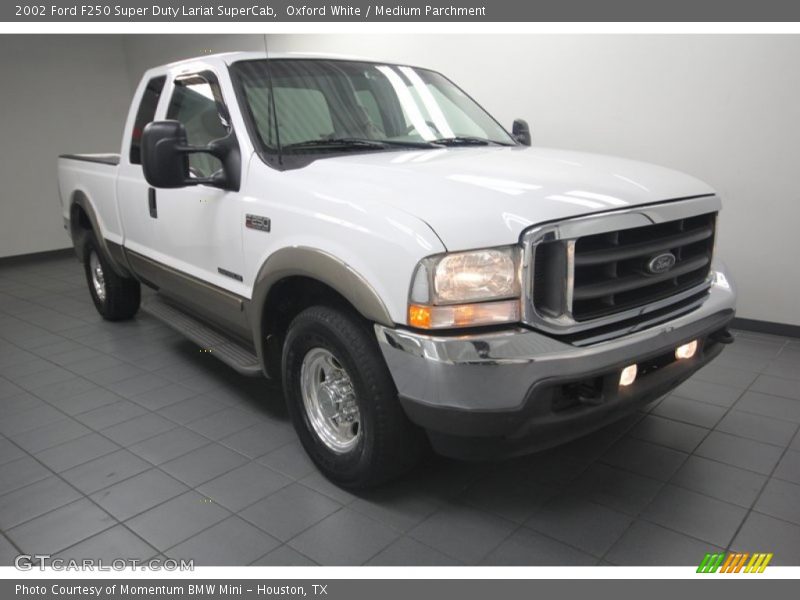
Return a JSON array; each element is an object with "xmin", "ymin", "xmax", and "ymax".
[
  {"xmin": 83, "ymin": 235, "xmax": 140, "ymax": 321},
  {"xmin": 282, "ymin": 305, "xmax": 425, "ymax": 488}
]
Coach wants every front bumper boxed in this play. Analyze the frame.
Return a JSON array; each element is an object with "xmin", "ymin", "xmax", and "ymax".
[{"xmin": 375, "ymin": 265, "xmax": 736, "ymax": 459}]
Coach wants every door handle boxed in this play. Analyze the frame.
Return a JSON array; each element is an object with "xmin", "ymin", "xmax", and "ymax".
[{"xmin": 148, "ymin": 188, "xmax": 157, "ymax": 218}]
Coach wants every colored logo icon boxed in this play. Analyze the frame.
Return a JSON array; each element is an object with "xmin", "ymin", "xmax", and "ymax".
[{"xmin": 697, "ymin": 552, "xmax": 773, "ymax": 573}]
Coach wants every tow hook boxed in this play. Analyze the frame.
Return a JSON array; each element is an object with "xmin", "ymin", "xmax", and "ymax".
[{"xmin": 710, "ymin": 329, "xmax": 735, "ymax": 345}]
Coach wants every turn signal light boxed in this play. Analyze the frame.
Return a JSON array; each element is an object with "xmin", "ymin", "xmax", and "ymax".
[
  {"xmin": 408, "ymin": 300, "xmax": 520, "ymax": 329},
  {"xmin": 619, "ymin": 364, "xmax": 638, "ymax": 387},
  {"xmin": 675, "ymin": 340, "xmax": 698, "ymax": 360}
]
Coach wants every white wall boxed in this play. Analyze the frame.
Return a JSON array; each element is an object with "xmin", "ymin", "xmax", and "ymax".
[
  {"xmin": 9, "ymin": 34, "xmax": 800, "ymax": 326},
  {"xmin": 0, "ymin": 36, "xmax": 133, "ymax": 258}
]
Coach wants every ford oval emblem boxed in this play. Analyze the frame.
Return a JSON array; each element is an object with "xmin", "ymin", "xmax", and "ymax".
[{"xmin": 647, "ymin": 252, "xmax": 677, "ymax": 274}]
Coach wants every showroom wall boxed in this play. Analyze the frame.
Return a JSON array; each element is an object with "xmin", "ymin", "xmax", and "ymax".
[
  {"xmin": 0, "ymin": 36, "xmax": 133, "ymax": 258},
  {"xmin": 3, "ymin": 34, "xmax": 798, "ymax": 327}
]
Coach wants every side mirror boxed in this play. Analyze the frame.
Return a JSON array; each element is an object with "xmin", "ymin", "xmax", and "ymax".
[
  {"xmin": 512, "ymin": 119, "xmax": 532, "ymax": 146},
  {"xmin": 141, "ymin": 120, "xmax": 240, "ymax": 191}
]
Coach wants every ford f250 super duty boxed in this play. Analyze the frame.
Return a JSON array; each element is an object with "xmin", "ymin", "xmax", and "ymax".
[{"xmin": 58, "ymin": 52, "xmax": 736, "ymax": 488}]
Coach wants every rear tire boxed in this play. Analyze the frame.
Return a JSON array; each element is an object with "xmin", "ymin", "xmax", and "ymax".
[
  {"xmin": 83, "ymin": 234, "xmax": 140, "ymax": 321},
  {"xmin": 282, "ymin": 305, "xmax": 426, "ymax": 489}
]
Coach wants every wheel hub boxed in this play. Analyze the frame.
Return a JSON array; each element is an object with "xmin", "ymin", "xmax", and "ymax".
[
  {"xmin": 89, "ymin": 251, "xmax": 106, "ymax": 302},
  {"xmin": 300, "ymin": 347, "xmax": 361, "ymax": 453}
]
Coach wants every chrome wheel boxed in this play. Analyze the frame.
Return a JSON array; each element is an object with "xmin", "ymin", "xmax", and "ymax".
[
  {"xmin": 89, "ymin": 251, "xmax": 106, "ymax": 302},
  {"xmin": 300, "ymin": 347, "xmax": 361, "ymax": 453}
]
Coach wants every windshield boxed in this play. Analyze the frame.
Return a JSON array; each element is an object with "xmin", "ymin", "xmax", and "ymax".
[{"xmin": 231, "ymin": 59, "xmax": 515, "ymax": 156}]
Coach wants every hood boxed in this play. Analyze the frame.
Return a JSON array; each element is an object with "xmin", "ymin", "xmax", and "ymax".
[{"xmin": 299, "ymin": 145, "xmax": 716, "ymax": 251}]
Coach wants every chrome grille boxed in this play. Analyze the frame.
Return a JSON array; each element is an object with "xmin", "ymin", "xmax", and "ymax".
[{"xmin": 522, "ymin": 196, "xmax": 720, "ymax": 338}]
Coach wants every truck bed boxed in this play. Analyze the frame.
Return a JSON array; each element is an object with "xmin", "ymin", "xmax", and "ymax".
[{"xmin": 58, "ymin": 153, "xmax": 120, "ymax": 166}]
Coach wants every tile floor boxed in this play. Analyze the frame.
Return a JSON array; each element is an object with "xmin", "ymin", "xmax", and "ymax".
[{"xmin": 1, "ymin": 254, "xmax": 799, "ymax": 566}]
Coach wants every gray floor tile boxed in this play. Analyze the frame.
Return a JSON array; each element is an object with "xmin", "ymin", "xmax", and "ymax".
[
  {"xmin": 126, "ymin": 491, "xmax": 230, "ymax": 552},
  {"xmin": 651, "ymin": 395, "xmax": 727, "ymax": 428},
  {"xmin": 90, "ymin": 469, "xmax": 188, "ymax": 521},
  {"xmin": 407, "ymin": 503, "xmax": 516, "ymax": 564},
  {"xmin": 763, "ymin": 359, "xmax": 800, "ymax": 382},
  {"xmin": 562, "ymin": 463, "xmax": 664, "ymax": 515},
  {"xmin": 196, "ymin": 462, "xmax": 291, "ymax": 512},
  {"xmin": 695, "ymin": 431, "xmax": 784, "ymax": 475},
  {"xmin": 106, "ymin": 374, "xmax": 172, "ymax": 400},
  {"xmin": 0, "ymin": 534, "xmax": 19, "ymax": 566},
  {"xmin": 240, "ymin": 483, "xmax": 343, "ymax": 542},
  {"xmin": 160, "ymin": 443, "xmax": 249, "ymax": 487},
  {"xmin": 35, "ymin": 433, "xmax": 120, "ymax": 473},
  {"xmin": 716, "ymin": 410, "xmax": 798, "ymax": 447},
  {"xmin": 53, "ymin": 387, "xmax": 123, "ymax": 416},
  {"xmin": 482, "ymin": 527, "xmax": 596, "ymax": 565},
  {"xmin": 10, "ymin": 418, "xmax": 91, "ymax": 454},
  {"xmin": 186, "ymin": 407, "xmax": 262, "ymax": 441},
  {"xmin": 525, "ymin": 496, "xmax": 632, "ymax": 557},
  {"xmin": 257, "ymin": 441, "xmax": 317, "ymax": 480},
  {"xmin": 731, "ymin": 512, "xmax": 800, "ymax": 566},
  {"xmin": 32, "ymin": 377, "xmax": 98, "ymax": 403},
  {"xmin": 754, "ymin": 478, "xmax": 800, "ymax": 526},
  {"xmin": 0, "ymin": 456, "xmax": 51, "ymax": 495},
  {"xmin": 641, "ymin": 484, "xmax": 747, "ymax": 547},
  {"xmin": 350, "ymin": 485, "xmax": 442, "ymax": 532},
  {"xmin": 83, "ymin": 364, "xmax": 146, "ymax": 386},
  {"xmin": 692, "ymin": 363, "xmax": 759, "ymax": 390},
  {"xmin": 0, "ymin": 392, "xmax": 46, "ymax": 416},
  {"xmin": 128, "ymin": 427, "xmax": 210, "ymax": 465},
  {"xmin": 369, "ymin": 536, "xmax": 462, "ymax": 565},
  {"xmin": 0, "ymin": 404, "xmax": 66, "ymax": 436},
  {"xmin": 606, "ymin": 520, "xmax": 723, "ymax": 566},
  {"xmin": 56, "ymin": 525, "xmax": 157, "ymax": 562},
  {"xmin": 165, "ymin": 516, "xmax": 279, "ymax": 566},
  {"xmin": 673, "ymin": 379, "xmax": 743, "ymax": 407},
  {"xmin": 128, "ymin": 383, "xmax": 197, "ymax": 411},
  {"xmin": 60, "ymin": 449, "xmax": 151, "ymax": 494},
  {"xmin": 100, "ymin": 413, "xmax": 177, "ymax": 446},
  {"xmin": 750, "ymin": 375, "xmax": 800, "ymax": 401},
  {"xmin": 6, "ymin": 498, "xmax": 115, "ymax": 555},
  {"xmin": 459, "ymin": 469, "xmax": 558, "ymax": 524},
  {"xmin": 157, "ymin": 394, "xmax": 228, "ymax": 425},
  {"xmin": 252, "ymin": 544, "xmax": 317, "ymax": 566},
  {"xmin": 219, "ymin": 422, "xmax": 295, "ymax": 459},
  {"xmin": 74, "ymin": 400, "xmax": 148, "ymax": 430},
  {"xmin": 601, "ymin": 437, "xmax": 688, "ymax": 481},
  {"xmin": 773, "ymin": 450, "xmax": 800, "ymax": 485},
  {"xmin": 629, "ymin": 415, "xmax": 709, "ymax": 453},
  {"xmin": 13, "ymin": 367, "xmax": 76, "ymax": 392},
  {"xmin": 299, "ymin": 471, "xmax": 358, "ymax": 505},
  {"xmin": 736, "ymin": 390, "xmax": 800, "ymax": 423},
  {"xmin": 671, "ymin": 455, "xmax": 767, "ymax": 508},
  {"xmin": 0, "ymin": 475, "xmax": 82, "ymax": 529},
  {"xmin": 0, "ymin": 438, "xmax": 25, "ymax": 465},
  {"xmin": 289, "ymin": 507, "xmax": 400, "ymax": 565}
]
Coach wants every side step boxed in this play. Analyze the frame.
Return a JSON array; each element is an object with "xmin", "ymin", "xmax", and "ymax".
[{"xmin": 142, "ymin": 295, "xmax": 262, "ymax": 377}]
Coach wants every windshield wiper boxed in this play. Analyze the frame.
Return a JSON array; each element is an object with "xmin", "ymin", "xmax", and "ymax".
[
  {"xmin": 430, "ymin": 136, "xmax": 509, "ymax": 147},
  {"xmin": 283, "ymin": 138, "xmax": 390, "ymax": 151},
  {"xmin": 283, "ymin": 138, "xmax": 442, "ymax": 151}
]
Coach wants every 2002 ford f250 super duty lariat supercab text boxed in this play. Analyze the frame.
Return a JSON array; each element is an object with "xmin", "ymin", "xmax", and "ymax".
[{"xmin": 58, "ymin": 52, "xmax": 736, "ymax": 488}]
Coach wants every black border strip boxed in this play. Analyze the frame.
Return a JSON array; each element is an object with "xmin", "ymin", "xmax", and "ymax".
[{"xmin": 732, "ymin": 317, "xmax": 800, "ymax": 339}]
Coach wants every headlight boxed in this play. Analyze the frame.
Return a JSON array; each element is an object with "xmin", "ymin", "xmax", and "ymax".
[{"xmin": 408, "ymin": 246, "xmax": 521, "ymax": 329}]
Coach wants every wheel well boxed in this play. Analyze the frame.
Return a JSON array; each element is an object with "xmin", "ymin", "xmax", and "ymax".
[
  {"xmin": 261, "ymin": 276, "xmax": 367, "ymax": 378},
  {"xmin": 69, "ymin": 196, "xmax": 93, "ymax": 260}
]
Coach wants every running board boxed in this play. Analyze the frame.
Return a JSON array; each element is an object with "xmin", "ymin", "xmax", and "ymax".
[{"xmin": 142, "ymin": 295, "xmax": 262, "ymax": 377}]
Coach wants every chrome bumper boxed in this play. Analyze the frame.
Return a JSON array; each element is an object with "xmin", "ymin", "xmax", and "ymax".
[{"xmin": 375, "ymin": 263, "xmax": 736, "ymax": 452}]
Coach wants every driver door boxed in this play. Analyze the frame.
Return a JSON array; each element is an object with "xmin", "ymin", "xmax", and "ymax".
[{"xmin": 151, "ymin": 71, "xmax": 248, "ymax": 306}]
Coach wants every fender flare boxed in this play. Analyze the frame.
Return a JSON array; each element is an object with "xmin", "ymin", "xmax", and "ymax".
[
  {"xmin": 69, "ymin": 192, "xmax": 131, "ymax": 277},
  {"xmin": 249, "ymin": 246, "xmax": 395, "ymax": 377}
]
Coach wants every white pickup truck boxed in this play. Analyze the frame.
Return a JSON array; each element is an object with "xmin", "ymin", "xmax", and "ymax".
[{"xmin": 58, "ymin": 52, "xmax": 736, "ymax": 488}]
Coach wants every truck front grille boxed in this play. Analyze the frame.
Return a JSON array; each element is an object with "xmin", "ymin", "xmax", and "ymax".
[
  {"xmin": 570, "ymin": 212, "xmax": 716, "ymax": 321},
  {"xmin": 527, "ymin": 205, "xmax": 717, "ymax": 337}
]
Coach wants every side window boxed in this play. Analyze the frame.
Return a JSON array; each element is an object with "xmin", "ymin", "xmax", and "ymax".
[
  {"xmin": 129, "ymin": 76, "xmax": 166, "ymax": 165},
  {"xmin": 166, "ymin": 75, "xmax": 229, "ymax": 178}
]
